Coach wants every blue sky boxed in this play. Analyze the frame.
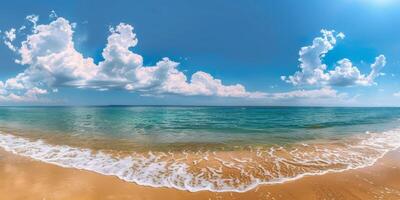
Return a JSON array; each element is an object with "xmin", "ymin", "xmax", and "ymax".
[{"xmin": 0, "ymin": 0, "xmax": 399, "ymax": 106}]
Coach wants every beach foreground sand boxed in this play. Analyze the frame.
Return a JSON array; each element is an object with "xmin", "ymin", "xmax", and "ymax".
[{"xmin": 1, "ymin": 149, "xmax": 400, "ymax": 200}]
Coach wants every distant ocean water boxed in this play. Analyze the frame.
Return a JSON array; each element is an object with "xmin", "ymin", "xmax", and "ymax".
[{"xmin": 0, "ymin": 106, "xmax": 400, "ymax": 192}]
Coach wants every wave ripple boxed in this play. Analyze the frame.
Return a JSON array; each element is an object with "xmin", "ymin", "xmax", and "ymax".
[{"xmin": 0, "ymin": 130, "xmax": 399, "ymax": 192}]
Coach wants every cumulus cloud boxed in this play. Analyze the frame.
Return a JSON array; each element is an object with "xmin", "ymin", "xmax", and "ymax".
[
  {"xmin": 394, "ymin": 92, "xmax": 400, "ymax": 97},
  {"xmin": 0, "ymin": 15, "xmax": 368, "ymax": 104},
  {"xmin": 16, "ymin": 17, "xmax": 97, "ymax": 87},
  {"xmin": 328, "ymin": 55, "xmax": 386, "ymax": 86},
  {"xmin": 282, "ymin": 29, "xmax": 386, "ymax": 87},
  {"xmin": 0, "ymin": 16, "xmax": 264, "ymax": 101}
]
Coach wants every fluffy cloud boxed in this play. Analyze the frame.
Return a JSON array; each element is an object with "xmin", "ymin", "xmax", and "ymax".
[
  {"xmin": 282, "ymin": 30, "xmax": 386, "ymax": 87},
  {"xmin": 1, "ymin": 16, "xmax": 264, "ymax": 101},
  {"xmin": 16, "ymin": 17, "xmax": 97, "ymax": 87},
  {"xmin": 0, "ymin": 81, "xmax": 47, "ymax": 102},
  {"xmin": 328, "ymin": 55, "xmax": 386, "ymax": 86},
  {"xmin": 156, "ymin": 68, "xmax": 266, "ymax": 98},
  {"xmin": 0, "ymin": 16, "xmax": 375, "ymax": 104},
  {"xmin": 394, "ymin": 92, "xmax": 400, "ymax": 97}
]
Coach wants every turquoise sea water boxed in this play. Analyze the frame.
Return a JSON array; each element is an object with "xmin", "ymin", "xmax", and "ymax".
[
  {"xmin": 0, "ymin": 106, "xmax": 399, "ymax": 147},
  {"xmin": 0, "ymin": 106, "xmax": 400, "ymax": 192}
]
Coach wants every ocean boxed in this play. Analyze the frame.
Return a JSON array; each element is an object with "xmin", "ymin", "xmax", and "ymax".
[{"xmin": 0, "ymin": 106, "xmax": 399, "ymax": 192}]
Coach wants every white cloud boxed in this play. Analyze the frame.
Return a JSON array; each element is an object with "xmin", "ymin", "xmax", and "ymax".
[
  {"xmin": 25, "ymin": 87, "xmax": 47, "ymax": 97},
  {"xmin": 0, "ymin": 16, "xmax": 368, "ymax": 105},
  {"xmin": 0, "ymin": 81, "xmax": 47, "ymax": 103},
  {"xmin": 269, "ymin": 87, "xmax": 344, "ymax": 100},
  {"xmin": 328, "ymin": 55, "xmax": 386, "ymax": 86},
  {"xmin": 282, "ymin": 29, "xmax": 386, "ymax": 87},
  {"xmin": 26, "ymin": 15, "xmax": 39, "ymax": 28},
  {"xmin": 49, "ymin": 10, "xmax": 58, "ymax": 19},
  {"xmin": 156, "ymin": 67, "xmax": 266, "ymax": 98},
  {"xmin": 19, "ymin": 26, "xmax": 26, "ymax": 32},
  {"xmin": 1, "ymin": 16, "xmax": 264, "ymax": 101},
  {"xmin": 15, "ymin": 17, "xmax": 97, "ymax": 89},
  {"xmin": 263, "ymin": 87, "xmax": 358, "ymax": 106},
  {"xmin": 4, "ymin": 78, "xmax": 24, "ymax": 90},
  {"xmin": 394, "ymin": 92, "xmax": 400, "ymax": 97},
  {"xmin": 4, "ymin": 28, "xmax": 16, "ymax": 41},
  {"xmin": 3, "ymin": 28, "xmax": 17, "ymax": 51}
]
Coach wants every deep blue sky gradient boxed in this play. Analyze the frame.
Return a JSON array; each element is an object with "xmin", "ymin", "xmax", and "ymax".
[{"xmin": 0, "ymin": 0, "xmax": 399, "ymax": 105}]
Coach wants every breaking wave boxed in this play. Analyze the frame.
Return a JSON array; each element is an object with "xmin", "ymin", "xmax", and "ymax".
[{"xmin": 0, "ymin": 129, "xmax": 400, "ymax": 192}]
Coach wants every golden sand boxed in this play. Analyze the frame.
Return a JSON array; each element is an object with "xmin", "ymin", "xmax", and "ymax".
[{"xmin": 1, "ymin": 148, "xmax": 400, "ymax": 200}]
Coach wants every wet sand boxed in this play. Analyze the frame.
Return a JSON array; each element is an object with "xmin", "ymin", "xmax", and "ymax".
[{"xmin": 1, "ymin": 149, "xmax": 400, "ymax": 200}]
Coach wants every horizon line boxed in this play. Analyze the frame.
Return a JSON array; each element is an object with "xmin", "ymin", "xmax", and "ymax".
[{"xmin": 0, "ymin": 105, "xmax": 399, "ymax": 108}]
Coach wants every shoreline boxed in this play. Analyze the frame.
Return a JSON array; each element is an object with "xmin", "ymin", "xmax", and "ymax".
[
  {"xmin": 1, "ymin": 148, "xmax": 400, "ymax": 199},
  {"xmin": 1, "ymin": 129, "xmax": 400, "ymax": 194}
]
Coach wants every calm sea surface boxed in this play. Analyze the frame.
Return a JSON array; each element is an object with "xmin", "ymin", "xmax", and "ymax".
[{"xmin": 0, "ymin": 106, "xmax": 399, "ymax": 147}]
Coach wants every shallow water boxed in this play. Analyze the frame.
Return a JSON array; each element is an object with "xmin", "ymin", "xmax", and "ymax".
[{"xmin": 0, "ymin": 106, "xmax": 399, "ymax": 192}]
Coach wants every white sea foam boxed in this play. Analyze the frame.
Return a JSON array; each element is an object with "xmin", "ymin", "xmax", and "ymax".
[{"xmin": 0, "ymin": 129, "xmax": 399, "ymax": 192}]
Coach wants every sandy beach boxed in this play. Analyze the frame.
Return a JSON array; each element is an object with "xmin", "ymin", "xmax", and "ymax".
[
  {"xmin": 0, "ymin": 0, "xmax": 398, "ymax": 198},
  {"xmin": 1, "ymin": 148, "xmax": 400, "ymax": 200}
]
